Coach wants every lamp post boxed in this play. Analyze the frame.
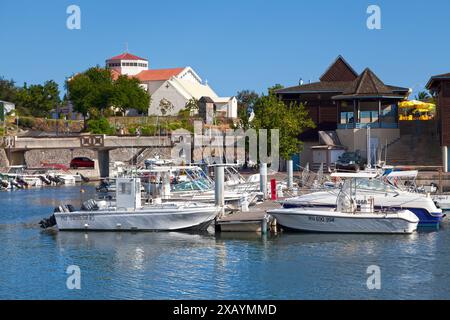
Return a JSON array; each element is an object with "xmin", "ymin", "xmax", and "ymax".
[{"xmin": 49, "ymin": 94, "xmax": 59, "ymax": 136}]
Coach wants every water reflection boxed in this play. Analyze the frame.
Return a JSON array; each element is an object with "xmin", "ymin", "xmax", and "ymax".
[{"xmin": 1, "ymin": 185, "xmax": 450, "ymax": 299}]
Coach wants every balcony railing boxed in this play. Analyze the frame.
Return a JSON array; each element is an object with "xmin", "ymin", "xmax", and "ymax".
[{"xmin": 337, "ymin": 122, "xmax": 399, "ymax": 129}]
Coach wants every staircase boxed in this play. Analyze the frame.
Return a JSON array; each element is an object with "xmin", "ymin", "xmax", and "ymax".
[{"xmin": 383, "ymin": 133, "xmax": 442, "ymax": 166}]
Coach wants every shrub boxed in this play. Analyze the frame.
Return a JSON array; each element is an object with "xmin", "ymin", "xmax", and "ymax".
[
  {"xmin": 141, "ymin": 125, "xmax": 157, "ymax": 136},
  {"xmin": 87, "ymin": 117, "xmax": 115, "ymax": 135},
  {"xmin": 18, "ymin": 117, "xmax": 35, "ymax": 129}
]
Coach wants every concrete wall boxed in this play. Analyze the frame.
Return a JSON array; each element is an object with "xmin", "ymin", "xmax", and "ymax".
[
  {"xmin": 299, "ymin": 141, "xmax": 317, "ymax": 168},
  {"xmin": 0, "ymin": 148, "xmax": 9, "ymax": 169},
  {"xmin": 22, "ymin": 147, "xmax": 171, "ymax": 168},
  {"xmin": 24, "ymin": 148, "xmax": 96, "ymax": 168},
  {"xmin": 336, "ymin": 128, "xmax": 400, "ymax": 155},
  {"xmin": 148, "ymin": 81, "xmax": 188, "ymax": 116}
]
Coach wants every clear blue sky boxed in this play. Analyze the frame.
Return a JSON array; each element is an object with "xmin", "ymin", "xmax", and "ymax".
[{"xmin": 1, "ymin": 0, "xmax": 450, "ymax": 98}]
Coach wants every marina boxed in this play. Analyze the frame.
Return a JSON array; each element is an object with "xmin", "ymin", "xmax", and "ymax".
[
  {"xmin": 2, "ymin": 1, "xmax": 450, "ymax": 303},
  {"xmin": 1, "ymin": 184, "xmax": 450, "ymax": 300}
]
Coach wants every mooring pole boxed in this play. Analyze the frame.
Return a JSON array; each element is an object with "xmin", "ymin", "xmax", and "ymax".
[
  {"xmin": 161, "ymin": 171, "xmax": 171, "ymax": 200},
  {"xmin": 287, "ymin": 159, "xmax": 293, "ymax": 189},
  {"xmin": 260, "ymin": 162, "xmax": 268, "ymax": 199},
  {"xmin": 214, "ymin": 165, "xmax": 225, "ymax": 211}
]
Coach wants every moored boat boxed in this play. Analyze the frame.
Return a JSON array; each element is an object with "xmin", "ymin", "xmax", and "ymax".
[
  {"xmin": 268, "ymin": 173, "xmax": 420, "ymax": 234},
  {"xmin": 281, "ymin": 172, "xmax": 443, "ymax": 227},
  {"xmin": 40, "ymin": 177, "xmax": 220, "ymax": 231}
]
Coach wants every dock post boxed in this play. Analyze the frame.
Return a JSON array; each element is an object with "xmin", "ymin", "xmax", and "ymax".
[
  {"xmin": 260, "ymin": 162, "xmax": 268, "ymax": 199},
  {"xmin": 270, "ymin": 179, "xmax": 277, "ymax": 200},
  {"xmin": 443, "ymin": 146, "xmax": 449, "ymax": 173},
  {"xmin": 161, "ymin": 171, "xmax": 171, "ymax": 200},
  {"xmin": 287, "ymin": 159, "xmax": 293, "ymax": 189},
  {"xmin": 261, "ymin": 216, "xmax": 268, "ymax": 234},
  {"xmin": 97, "ymin": 149, "xmax": 110, "ymax": 178},
  {"xmin": 215, "ymin": 165, "xmax": 225, "ymax": 216}
]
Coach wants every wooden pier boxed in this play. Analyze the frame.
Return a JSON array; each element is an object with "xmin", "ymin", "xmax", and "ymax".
[{"xmin": 216, "ymin": 200, "xmax": 281, "ymax": 233}]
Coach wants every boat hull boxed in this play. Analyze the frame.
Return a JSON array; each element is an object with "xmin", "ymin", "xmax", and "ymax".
[
  {"xmin": 55, "ymin": 206, "xmax": 219, "ymax": 231},
  {"xmin": 268, "ymin": 208, "xmax": 419, "ymax": 234}
]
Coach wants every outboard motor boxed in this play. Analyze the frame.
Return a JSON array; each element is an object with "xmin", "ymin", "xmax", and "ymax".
[
  {"xmin": 96, "ymin": 179, "xmax": 110, "ymax": 192},
  {"xmin": 39, "ymin": 214, "xmax": 57, "ymax": 229},
  {"xmin": 81, "ymin": 199, "xmax": 99, "ymax": 211},
  {"xmin": 47, "ymin": 175, "xmax": 63, "ymax": 185},
  {"xmin": 47, "ymin": 175, "xmax": 56, "ymax": 184},
  {"xmin": 1, "ymin": 180, "xmax": 9, "ymax": 189},
  {"xmin": 39, "ymin": 175, "xmax": 52, "ymax": 185},
  {"xmin": 11, "ymin": 180, "xmax": 22, "ymax": 189},
  {"xmin": 79, "ymin": 173, "xmax": 90, "ymax": 183},
  {"xmin": 54, "ymin": 176, "xmax": 63, "ymax": 185},
  {"xmin": 16, "ymin": 177, "xmax": 29, "ymax": 188}
]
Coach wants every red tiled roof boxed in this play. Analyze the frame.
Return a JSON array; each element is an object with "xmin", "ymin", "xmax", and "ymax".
[
  {"xmin": 135, "ymin": 68, "xmax": 185, "ymax": 81},
  {"xmin": 107, "ymin": 52, "xmax": 147, "ymax": 61},
  {"xmin": 110, "ymin": 69, "xmax": 122, "ymax": 81}
]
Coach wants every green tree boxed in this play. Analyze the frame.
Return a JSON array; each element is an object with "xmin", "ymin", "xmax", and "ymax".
[
  {"xmin": 236, "ymin": 90, "xmax": 259, "ymax": 129},
  {"xmin": 0, "ymin": 77, "xmax": 17, "ymax": 102},
  {"xmin": 66, "ymin": 67, "xmax": 113, "ymax": 127},
  {"xmin": 111, "ymin": 75, "xmax": 150, "ymax": 115},
  {"xmin": 415, "ymin": 90, "xmax": 431, "ymax": 101},
  {"xmin": 252, "ymin": 85, "xmax": 315, "ymax": 160},
  {"xmin": 184, "ymin": 97, "xmax": 199, "ymax": 116},
  {"xmin": 15, "ymin": 80, "xmax": 61, "ymax": 117},
  {"xmin": 67, "ymin": 67, "xmax": 151, "ymax": 127}
]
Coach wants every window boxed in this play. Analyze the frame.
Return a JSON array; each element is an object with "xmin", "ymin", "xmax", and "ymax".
[
  {"xmin": 359, "ymin": 101, "xmax": 379, "ymax": 124},
  {"xmin": 340, "ymin": 103, "xmax": 354, "ymax": 124},
  {"xmin": 119, "ymin": 182, "xmax": 132, "ymax": 195},
  {"xmin": 340, "ymin": 112, "xmax": 354, "ymax": 124},
  {"xmin": 381, "ymin": 103, "xmax": 397, "ymax": 123}
]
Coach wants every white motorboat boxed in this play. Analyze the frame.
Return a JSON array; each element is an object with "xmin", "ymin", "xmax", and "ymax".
[
  {"xmin": 384, "ymin": 170, "xmax": 450, "ymax": 212},
  {"xmin": 55, "ymin": 174, "xmax": 77, "ymax": 185},
  {"xmin": 137, "ymin": 165, "xmax": 257, "ymax": 208},
  {"xmin": 268, "ymin": 172, "xmax": 419, "ymax": 234},
  {"xmin": 281, "ymin": 172, "xmax": 443, "ymax": 227},
  {"xmin": 40, "ymin": 177, "xmax": 220, "ymax": 231}
]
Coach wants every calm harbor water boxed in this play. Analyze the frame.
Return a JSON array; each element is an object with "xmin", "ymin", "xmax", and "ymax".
[{"xmin": 1, "ymin": 185, "xmax": 450, "ymax": 300}]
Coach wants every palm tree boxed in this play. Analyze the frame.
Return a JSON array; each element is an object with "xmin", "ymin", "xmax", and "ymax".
[{"xmin": 415, "ymin": 91, "xmax": 430, "ymax": 101}]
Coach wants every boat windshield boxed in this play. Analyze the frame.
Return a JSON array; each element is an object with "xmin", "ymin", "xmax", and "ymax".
[
  {"xmin": 171, "ymin": 178, "xmax": 211, "ymax": 192},
  {"xmin": 353, "ymin": 178, "xmax": 397, "ymax": 193}
]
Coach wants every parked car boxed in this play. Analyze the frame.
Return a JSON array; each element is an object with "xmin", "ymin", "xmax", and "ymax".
[
  {"xmin": 70, "ymin": 157, "xmax": 95, "ymax": 169},
  {"xmin": 335, "ymin": 152, "xmax": 365, "ymax": 172}
]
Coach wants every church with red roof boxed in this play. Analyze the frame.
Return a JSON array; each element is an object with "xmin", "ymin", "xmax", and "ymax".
[{"xmin": 105, "ymin": 52, "xmax": 237, "ymax": 118}]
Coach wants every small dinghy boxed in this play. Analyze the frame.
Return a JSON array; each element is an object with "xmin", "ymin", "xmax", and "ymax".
[
  {"xmin": 40, "ymin": 177, "xmax": 220, "ymax": 232},
  {"xmin": 268, "ymin": 173, "xmax": 419, "ymax": 234}
]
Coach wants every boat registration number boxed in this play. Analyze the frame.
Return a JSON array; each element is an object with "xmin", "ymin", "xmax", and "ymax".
[
  {"xmin": 308, "ymin": 216, "xmax": 335, "ymax": 223},
  {"xmin": 60, "ymin": 214, "xmax": 95, "ymax": 221}
]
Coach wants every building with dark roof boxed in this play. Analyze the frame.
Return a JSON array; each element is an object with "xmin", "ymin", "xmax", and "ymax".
[
  {"xmin": 276, "ymin": 56, "xmax": 411, "ymax": 168},
  {"xmin": 276, "ymin": 56, "xmax": 410, "ymax": 138},
  {"xmin": 427, "ymin": 72, "xmax": 450, "ymax": 172}
]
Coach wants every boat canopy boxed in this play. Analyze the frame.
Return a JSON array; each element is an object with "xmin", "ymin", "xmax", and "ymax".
[
  {"xmin": 386, "ymin": 170, "xmax": 418, "ymax": 179},
  {"xmin": 331, "ymin": 172, "xmax": 378, "ymax": 179}
]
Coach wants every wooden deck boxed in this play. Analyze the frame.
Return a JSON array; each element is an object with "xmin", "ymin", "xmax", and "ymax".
[{"xmin": 216, "ymin": 200, "xmax": 281, "ymax": 233}]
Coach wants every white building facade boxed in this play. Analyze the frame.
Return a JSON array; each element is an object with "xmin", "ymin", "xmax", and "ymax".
[{"xmin": 105, "ymin": 53, "xmax": 237, "ymax": 119}]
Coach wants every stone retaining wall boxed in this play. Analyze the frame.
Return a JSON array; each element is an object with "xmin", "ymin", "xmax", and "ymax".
[
  {"xmin": 0, "ymin": 148, "xmax": 9, "ymax": 169},
  {"xmin": 23, "ymin": 147, "xmax": 171, "ymax": 169}
]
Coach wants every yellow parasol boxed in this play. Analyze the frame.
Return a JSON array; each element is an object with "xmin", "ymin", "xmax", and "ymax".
[{"xmin": 399, "ymin": 100, "xmax": 435, "ymax": 110}]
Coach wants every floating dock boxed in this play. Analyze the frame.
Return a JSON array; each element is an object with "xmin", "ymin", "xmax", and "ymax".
[{"xmin": 216, "ymin": 200, "xmax": 281, "ymax": 233}]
